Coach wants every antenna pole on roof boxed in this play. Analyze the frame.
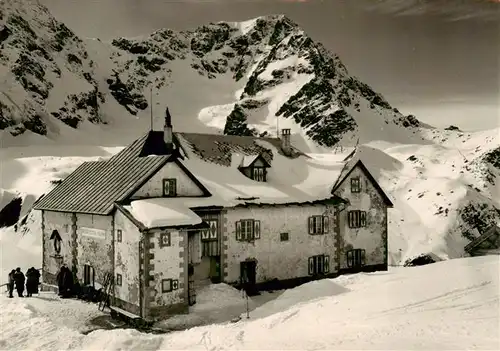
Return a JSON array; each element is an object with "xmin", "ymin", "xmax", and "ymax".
[
  {"xmin": 150, "ymin": 85, "xmax": 153, "ymax": 131},
  {"xmin": 276, "ymin": 114, "xmax": 280, "ymax": 138}
]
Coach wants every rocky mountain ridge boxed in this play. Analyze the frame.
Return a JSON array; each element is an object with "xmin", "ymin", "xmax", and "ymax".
[{"xmin": 1, "ymin": 0, "xmax": 422, "ymax": 148}]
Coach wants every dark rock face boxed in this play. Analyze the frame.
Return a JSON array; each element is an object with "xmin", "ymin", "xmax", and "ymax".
[
  {"xmin": 0, "ymin": 197, "xmax": 22, "ymax": 228},
  {"xmin": 1, "ymin": 7, "xmax": 421, "ymax": 145}
]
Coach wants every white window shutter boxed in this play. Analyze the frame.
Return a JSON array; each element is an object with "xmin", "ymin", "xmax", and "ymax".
[
  {"xmin": 361, "ymin": 249, "xmax": 366, "ymax": 265},
  {"xmin": 322, "ymin": 216, "xmax": 329, "ymax": 233},
  {"xmin": 254, "ymin": 220, "xmax": 261, "ymax": 239},
  {"xmin": 308, "ymin": 217, "xmax": 314, "ymax": 234},
  {"xmin": 308, "ymin": 257, "xmax": 314, "ymax": 275},
  {"xmin": 324, "ymin": 255, "xmax": 330, "ymax": 273},
  {"xmin": 236, "ymin": 221, "xmax": 242, "ymax": 241},
  {"xmin": 360, "ymin": 211, "xmax": 366, "ymax": 227}
]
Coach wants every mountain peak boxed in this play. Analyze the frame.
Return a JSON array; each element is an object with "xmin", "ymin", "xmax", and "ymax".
[{"xmin": 1, "ymin": 1, "xmax": 425, "ymax": 150}]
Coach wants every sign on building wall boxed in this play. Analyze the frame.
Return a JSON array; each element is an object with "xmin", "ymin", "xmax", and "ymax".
[{"xmin": 79, "ymin": 227, "xmax": 106, "ymax": 240}]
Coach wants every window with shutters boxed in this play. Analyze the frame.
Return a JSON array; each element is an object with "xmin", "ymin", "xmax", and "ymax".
[
  {"xmin": 162, "ymin": 178, "xmax": 177, "ymax": 197},
  {"xmin": 347, "ymin": 210, "xmax": 367, "ymax": 228},
  {"xmin": 346, "ymin": 249, "xmax": 366, "ymax": 268},
  {"xmin": 308, "ymin": 255, "xmax": 330, "ymax": 275},
  {"xmin": 351, "ymin": 177, "xmax": 361, "ymax": 193},
  {"xmin": 308, "ymin": 215, "xmax": 329, "ymax": 235},
  {"xmin": 201, "ymin": 219, "xmax": 218, "ymax": 242},
  {"xmin": 235, "ymin": 219, "xmax": 261, "ymax": 241}
]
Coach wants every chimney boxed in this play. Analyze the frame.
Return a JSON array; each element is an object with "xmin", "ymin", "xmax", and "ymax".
[
  {"xmin": 281, "ymin": 128, "xmax": 292, "ymax": 156},
  {"xmin": 164, "ymin": 107, "xmax": 174, "ymax": 153}
]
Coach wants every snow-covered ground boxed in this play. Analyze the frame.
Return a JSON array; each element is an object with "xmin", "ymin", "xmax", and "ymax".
[{"xmin": 1, "ymin": 256, "xmax": 498, "ymax": 350}]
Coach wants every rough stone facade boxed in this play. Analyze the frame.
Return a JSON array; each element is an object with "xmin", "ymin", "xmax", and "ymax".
[
  {"xmin": 146, "ymin": 229, "xmax": 188, "ymax": 318},
  {"xmin": 41, "ymin": 210, "xmax": 74, "ymax": 285},
  {"xmin": 75, "ymin": 214, "xmax": 114, "ymax": 285},
  {"xmin": 113, "ymin": 210, "xmax": 141, "ymax": 313},
  {"xmin": 41, "ymin": 211, "xmax": 113, "ymax": 287},
  {"xmin": 334, "ymin": 164, "xmax": 388, "ymax": 270},
  {"xmin": 130, "ymin": 162, "xmax": 204, "ymax": 199},
  {"xmin": 223, "ymin": 204, "xmax": 338, "ymax": 284}
]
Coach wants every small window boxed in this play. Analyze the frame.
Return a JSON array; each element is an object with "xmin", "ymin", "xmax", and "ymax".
[
  {"xmin": 351, "ymin": 177, "xmax": 361, "ymax": 193},
  {"xmin": 162, "ymin": 178, "xmax": 177, "ymax": 197},
  {"xmin": 201, "ymin": 219, "xmax": 218, "ymax": 242},
  {"xmin": 251, "ymin": 167, "xmax": 266, "ymax": 182},
  {"xmin": 116, "ymin": 229, "xmax": 122, "ymax": 243},
  {"xmin": 159, "ymin": 232, "xmax": 171, "ymax": 247},
  {"xmin": 348, "ymin": 210, "xmax": 367, "ymax": 228},
  {"xmin": 162, "ymin": 278, "xmax": 173, "ymax": 293},
  {"xmin": 308, "ymin": 255, "xmax": 330, "ymax": 275},
  {"xmin": 308, "ymin": 216, "xmax": 329, "ymax": 235},
  {"xmin": 116, "ymin": 273, "xmax": 122, "ymax": 286},
  {"xmin": 280, "ymin": 232, "xmax": 289, "ymax": 241},
  {"xmin": 172, "ymin": 279, "xmax": 179, "ymax": 290},
  {"xmin": 346, "ymin": 249, "xmax": 366, "ymax": 268},
  {"xmin": 235, "ymin": 219, "xmax": 261, "ymax": 241}
]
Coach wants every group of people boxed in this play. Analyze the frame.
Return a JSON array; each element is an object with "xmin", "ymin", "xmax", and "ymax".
[{"xmin": 7, "ymin": 267, "xmax": 41, "ymax": 298}]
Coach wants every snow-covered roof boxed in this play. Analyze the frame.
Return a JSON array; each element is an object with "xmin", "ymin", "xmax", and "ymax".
[
  {"xmin": 175, "ymin": 135, "xmax": 347, "ymax": 206},
  {"xmin": 123, "ymin": 198, "xmax": 203, "ymax": 229}
]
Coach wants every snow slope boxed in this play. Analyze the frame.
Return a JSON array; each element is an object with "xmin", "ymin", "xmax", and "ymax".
[{"xmin": 1, "ymin": 256, "xmax": 498, "ymax": 350}]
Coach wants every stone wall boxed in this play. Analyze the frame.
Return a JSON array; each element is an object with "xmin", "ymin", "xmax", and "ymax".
[
  {"xmin": 130, "ymin": 162, "xmax": 204, "ymax": 198},
  {"xmin": 223, "ymin": 204, "xmax": 337, "ymax": 284},
  {"xmin": 146, "ymin": 229, "xmax": 188, "ymax": 318},
  {"xmin": 113, "ymin": 210, "xmax": 141, "ymax": 310},
  {"xmin": 334, "ymin": 164, "xmax": 389, "ymax": 270}
]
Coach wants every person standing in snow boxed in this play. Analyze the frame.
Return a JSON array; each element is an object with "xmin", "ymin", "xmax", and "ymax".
[
  {"xmin": 13, "ymin": 267, "xmax": 25, "ymax": 297},
  {"xmin": 25, "ymin": 267, "xmax": 39, "ymax": 297},
  {"xmin": 7, "ymin": 269, "xmax": 15, "ymax": 298},
  {"xmin": 56, "ymin": 264, "xmax": 73, "ymax": 298}
]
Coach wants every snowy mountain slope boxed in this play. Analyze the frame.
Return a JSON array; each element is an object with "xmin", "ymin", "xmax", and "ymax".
[{"xmin": 0, "ymin": 0, "xmax": 427, "ymax": 152}]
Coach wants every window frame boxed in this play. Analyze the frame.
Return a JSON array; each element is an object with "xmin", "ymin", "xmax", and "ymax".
[
  {"xmin": 308, "ymin": 255, "xmax": 330, "ymax": 275},
  {"xmin": 201, "ymin": 219, "xmax": 218, "ymax": 242},
  {"xmin": 235, "ymin": 219, "xmax": 261, "ymax": 241},
  {"xmin": 308, "ymin": 215, "xmax": 329, "ymax": 235},
  {"xmin": 161, "ymin": 278, "xmax": 173, "ymax": 293},
  {"xmin": 162, "ymin": 178, "xmax": 177, "ymax": 197},
  {"xmin": 280, "ymin": 232, "xmax": 289, "ymax": 242},
  {"xmin": 350, "ymin": 177, "xmax": 361, "ymax": 193},
  {"xmin": 347, "ymin": 210, "xmax": 367, "ymax": 229},
  {"xmin": 346, "ymin": 249, "xmax": 366, "ymax": 268},
  {"xmin": 251, "ymin": 166, "xmax": 266, "ymax": 182},
  {"xmin": 159, "ymin": 232, "xmax": 171, "ymax": 247},
  {"xmin": 116, "ymin": 273, "xmax": 122, "ymax": 286}
]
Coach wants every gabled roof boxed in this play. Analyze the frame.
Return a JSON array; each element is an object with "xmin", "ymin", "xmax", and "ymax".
[
  {"xmin": 331, "ymin": 159, "xmax": 394, "ymax": 208},
  {"xmin": 34, "ymin": 156, "xmax": 171, "ymax": 215},
  {"xmin": 239, "ymin": 154, "xmax": 271, "ymax": 168},
  {"xmin": 464, "ymin": 224, "xmax": 500, "ymax": 253}
]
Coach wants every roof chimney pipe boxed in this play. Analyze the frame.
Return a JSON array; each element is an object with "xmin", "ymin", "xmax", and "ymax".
[{"xmin": 281, "ymin": 128, "xmax": 292, "ymax": 156}]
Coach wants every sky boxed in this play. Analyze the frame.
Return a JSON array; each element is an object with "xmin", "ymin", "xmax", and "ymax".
[{"xmin": 40, "ymin": 0, "xmax": 499, "ymax": 131}]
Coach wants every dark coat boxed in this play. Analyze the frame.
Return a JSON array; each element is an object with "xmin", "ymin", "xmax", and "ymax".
[
  {"xmin": 13, "ymin": 271, "xmax": 25, "ymax": 290},
  {"xmin": 26, "ymin": 268, "xmax": 40, "ymax": 294},
  {"xmin": 56, "ymin": 267, "xmax": 73, "ymax": 297}
]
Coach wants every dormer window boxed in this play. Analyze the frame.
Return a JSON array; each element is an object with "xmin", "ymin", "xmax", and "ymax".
[
  {"xmin": 162, "ymin": 178, "xmax": 177, "ymax": 197},
  {"xmin": 239, "ymin": 154, "xmax": 271, "ymax": 183},
  {"xmin": 252, "ymin": 167, "xmax": 266, "ymax": 182}
]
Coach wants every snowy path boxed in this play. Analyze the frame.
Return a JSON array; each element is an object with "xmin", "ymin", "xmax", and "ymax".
[{"xmin": 0, "ymin": 256, "xmax": 498, "ymax": 350}]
